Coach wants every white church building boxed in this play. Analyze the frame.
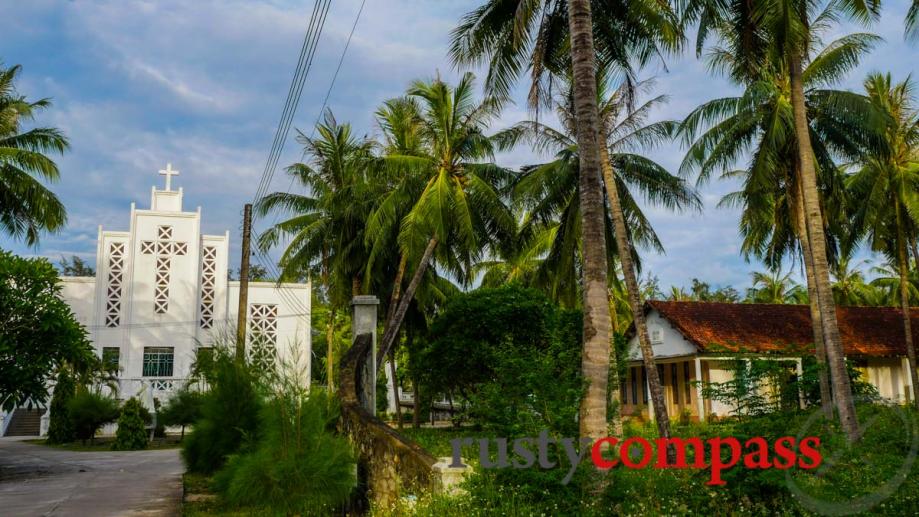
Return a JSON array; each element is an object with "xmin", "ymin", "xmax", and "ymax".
[{"xmin": 57, "ymin": 165, "xmax": 311, "ymax": 409}]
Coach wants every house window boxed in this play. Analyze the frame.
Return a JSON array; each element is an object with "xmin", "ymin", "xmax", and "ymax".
[
  {"xmin": 684, "ymin": 361, "xmax": 692, "ymax": 403},
  {"xmin": 650, "ymin": 327, "xmax": 663, "ymax": 344},
  {"xmin": 671, "ymin": 363, "xmax": 680, "ymax": 405},
  {"xmin": 142, "ymin": 347, "xmax": 174, "ymax": 377},
  {"xmin": 102, "ymin": 347, "xmax": 120, "ymax": 372}
]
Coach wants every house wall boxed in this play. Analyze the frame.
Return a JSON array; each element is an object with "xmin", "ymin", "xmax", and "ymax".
[{"xmin": 855, "ymin": 358, "xmax": 907, "ymax": 403}]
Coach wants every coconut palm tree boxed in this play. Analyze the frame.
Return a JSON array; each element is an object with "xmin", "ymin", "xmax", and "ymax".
[
  {"xmin": 498, "ymin": 72, "xmax": 699, "ymax": 437},
  {"xmin": 682, "ymin": 0, "xmax": 881, "ymax": 436},
  {"xmin": 374, "ymin": 73, "xmax": 516, "ymax": 370},
  {"xmin": 0, "ymin": 64, "xmax": 69, "ymax": 245},
  {"xmin": 830, "ymin": 255, "xmax": 879, "ymax": 306},
  {"xmin": 681, "ymin": 31, "xmax": 880, "ymax": 420},
  {"xmin": 848, "ymin": 73, "xmax": 919, "ymax": 408},
  {"xmin": 870, "ymin": 261, "xmax": 919, "ymax": 306},
  {"xmin": 745, "ymin": 270, "xmax": 807, "ymax": 304},
  {"xmin": 452, "ymin": 0, "xmax": 683, "ymax": 442},
  {"xmin": 255, "ymin": 111, "xmax": 376, "ymax": 390},
  {"xmin": 498, "ymin": 74, "xmax": 700, "ymax": 309}
]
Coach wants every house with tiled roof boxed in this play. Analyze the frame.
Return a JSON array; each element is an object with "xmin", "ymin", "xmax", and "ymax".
[{"xmin": 623, "ymin": 301, "xmax": 917, "ymax": 421}]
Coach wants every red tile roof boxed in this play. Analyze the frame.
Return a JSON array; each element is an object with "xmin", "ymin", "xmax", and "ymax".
[{"xmin": 643, "ymin": 301, "xmax": 916, "ymax": 357}]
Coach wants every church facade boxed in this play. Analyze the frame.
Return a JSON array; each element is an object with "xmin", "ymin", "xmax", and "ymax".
[{"xmin": 59, "ymin": 165, "xmax": 311, "ymax": 404}]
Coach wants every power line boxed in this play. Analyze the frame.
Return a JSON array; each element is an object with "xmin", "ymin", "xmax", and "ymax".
[
  {"xmin": 244, "ymin": 0, "xmax": 335, "ymax": 317},
  {"xmin": 253, "ymin": 0, "xmax": 367, "ymax": 316},
  {"xmin": 252, "ymin": 0, "xmax": 327, "ymax": 201},
  {"xmin": 253, "ymin": 0, "xmax": 332, "ymax": 203}
]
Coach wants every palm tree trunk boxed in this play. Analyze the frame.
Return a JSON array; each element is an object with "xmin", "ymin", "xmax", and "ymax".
[
  {"xmin": 389, "ymin": 347, "xmax": 404, "ymax": 428},
  {"xmin": 794, "ymin": 180, "xmax": 833, "ymax": 419},
  {"xmin": 600, "ymin": 144, "xmax": 670, "ymax": 442},
  {"xmin": 566, "ymin": 0, "xmax": 614, "ymax": 440},
  {"xmin": 352, "ymin": 276, "xmax": 362, "ymax": 297},
  {"xmin": 326, "ymin": 307, "xmax": 336, "ymax": 392},
  {"xmin": 377, "ymin": 237, "xmax": 438, "ymax": 370},
  {"xmin": 789, "ymin": 53, "xmax": 859, "ymax": 440},
  {"xmin": 385, "ymin": 253, "xmax": 409, "ymax": 326},
  {"xmin": 897, "ymin": 210, "xmax": 919, "ymax": 409}
]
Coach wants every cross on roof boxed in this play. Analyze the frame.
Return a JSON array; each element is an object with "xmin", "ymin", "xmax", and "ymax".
[{"xmin": 158, "ymin": 163, "xmax": 180, "ymax": 191}]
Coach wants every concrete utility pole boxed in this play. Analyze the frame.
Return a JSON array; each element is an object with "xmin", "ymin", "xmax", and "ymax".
[{"xmin": 236, "ymin": 203, "xmax": 253, "ymax": 363}]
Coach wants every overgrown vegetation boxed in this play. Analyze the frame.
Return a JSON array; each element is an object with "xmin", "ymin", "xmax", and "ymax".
[
  {"xmin": 378, "ymin": 404, "xmax": 919, "ymax": 516},
  {"xmin": 182, "ymin": 351, "xmax": 261, "ymax": 474},
  {"xmin": 412, "ymin": 285, "xmax": 586, "ymax": 437},
  {"xmin": 181, "ymin": 346, "xmax": 356, "ymax": 514}
]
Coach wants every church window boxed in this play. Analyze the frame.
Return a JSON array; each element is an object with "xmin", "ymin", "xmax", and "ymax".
[
  {"xmin": 199, "ymin": 246, "xmax": 217, "ymax": 328},
  {"xmin": 102, "ymin": 347, "xmax": 120, "ymax": 372},
  {"xmin": 143, "ymin": 347, "xmax": 174, "ymax": 377},
  {"xmin": 248, "ymin": 304, "xmax": 278, "ymax": 370},
  {"xmin": 141, "ymin": 225, "xmax": 187, "ymax": 314},
  {"xmin": 105, "ymin": 242, "xmax": 126, "ymax": 327}
]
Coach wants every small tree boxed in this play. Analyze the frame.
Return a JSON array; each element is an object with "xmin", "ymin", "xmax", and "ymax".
[
  {"xmin": 112, "ymin": 398, "xmax": 149, "ymax": 450},
  {"xmin": 0, "ymin": 250, "xmax": 95, "ymax": 410},
  {"xmin": 68, "ymin": 389, "xmax": 119, "ymax": 445},
  {"xmin": 46, "ymin": 368, "xmax": 76, "ymax": 444},
  {"xmin": 159, "ymin": 389, "xmax": 203, "ymax": 440}
]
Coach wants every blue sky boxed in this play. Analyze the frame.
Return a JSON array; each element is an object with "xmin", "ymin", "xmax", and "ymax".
[{"xmin": 1, "ymin": 0, "xmax": 916, "ymax": 292}]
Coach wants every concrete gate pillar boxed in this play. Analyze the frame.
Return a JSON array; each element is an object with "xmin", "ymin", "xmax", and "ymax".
[{"xmin": 351, "ymin": 295, "xmax": 380, "ymax": 415}]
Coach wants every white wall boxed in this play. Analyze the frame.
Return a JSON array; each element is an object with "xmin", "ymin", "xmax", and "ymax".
[
  {"xmin": 60, "ymin": 277, "xmax": 95, "ymax": 326},
  {"xmin": 627, "ymin": 310, "xmax": 698, "ymax": 361},
  {"xmin": 227, "ymin": 281, "xmax": 312, "ymax": 387}
]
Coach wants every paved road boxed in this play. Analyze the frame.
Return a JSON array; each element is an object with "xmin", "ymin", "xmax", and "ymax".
[{"xmin": 0, "ymin": 438, "xmax": 183, "ymax": 517}]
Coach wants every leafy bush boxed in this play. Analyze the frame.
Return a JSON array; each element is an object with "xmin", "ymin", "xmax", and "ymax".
[
  {"xmin": 46, "ymin": 368, "xmax": 76, "ymax": 444},
  {"xmin": 182, "ymin": 351, "xmax": 262, "ymax": 474},
  {"xmin": 160, "ymin": 388, "xmax": 204, "ymax": 440},
  {"xmin": 0, "ymin": 251, "xmax": 95, "ymax": 411},
  {"xmin": 414, "ymin": 285, "xmax": 583, "ymax": 437},
  {"xmin": 67, "ymin": 389, "xmax": 119, "ymax": 444},
  {"xmin": 112, "ymin": 397, "xmax": 149, "ymax": 450},
  {"xmin": 213, "ymin": 390, "xmax": 356, "ymax": 514}
]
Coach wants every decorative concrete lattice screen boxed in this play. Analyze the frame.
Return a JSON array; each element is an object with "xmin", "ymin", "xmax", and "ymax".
[
  {"xmin": 248, "ymin": 304, "xmax": 278, "ymax": 370},
  {"xmin": 141, "ymin": 226, "xmax": 187, "ymax": 314},
  {"xmin": 105, "ymin": 242, "xmax": 126, "ymax": 328},
  {"xmin": 199, "ymin": 246, "xmax": 217, "ymax": 328}
]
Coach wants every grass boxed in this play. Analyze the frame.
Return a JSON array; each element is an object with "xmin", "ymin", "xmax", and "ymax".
[{"xmin": 26, "ymin": 436, "xmax": 183, "ymax": 451}]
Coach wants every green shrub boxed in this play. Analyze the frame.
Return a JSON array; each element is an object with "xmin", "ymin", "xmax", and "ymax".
[
  {"xmin": 182, "ymin": 352, "xmax": 262, "ymax": 473},
  {"xmin": 46, "ymin": 369, "xmax": 76, "ymax": 444},
  {"xmin": 160, "ymin": 388, "xmax": 203, "ymax": 440},
  {"xmin": 415, "ymin": 285, "xmax": 583, "ymax": 437},
  {"xmin": 112, "ymin": 397, "xmax": 149, "ymax": 450},
  {"xmin": 67, "ymin": 389, "xmax": 119, "ymax": 444},
  {"xmin": 213, "ymin": 390, "xmax": 356, "ymax": 514}
]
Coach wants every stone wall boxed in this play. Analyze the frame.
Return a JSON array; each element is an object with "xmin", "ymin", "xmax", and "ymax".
[{"xmin": 339, "ymin": 333, "xmax": 453, "ymax": 511}]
